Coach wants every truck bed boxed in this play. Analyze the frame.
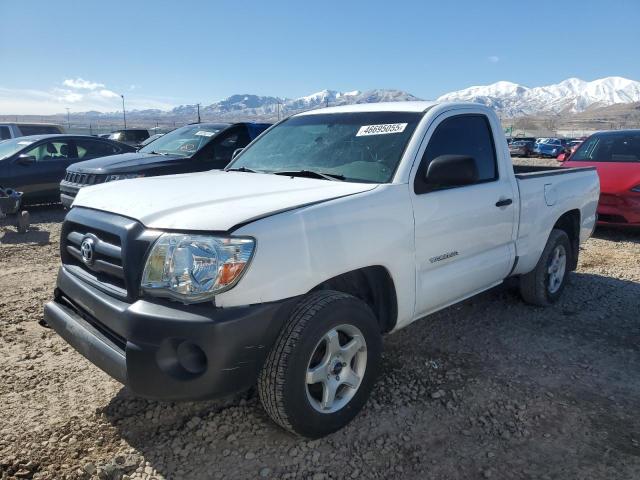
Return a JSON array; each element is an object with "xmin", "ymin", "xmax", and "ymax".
[{"xmin": 513, "ymin": 164, "xmax": 596, "ymax": 179}]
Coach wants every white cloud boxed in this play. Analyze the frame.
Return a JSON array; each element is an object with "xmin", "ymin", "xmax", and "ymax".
[
  {"xmin": 488, "ymin": 56, "xmax": 500, "ymax": 63},
  {"xmin": 0, "ymin": 83, "xmax": 175, "ymax": 115},
  {"xmin": 61, "ymin": 92, "xmax": 84, "ymax": 103},
  {"xmin": 99, "ymin": 89, "xmax": 120, "ymax": 99},
  {"xmin": 62, "ymin": 78, "xmax": 105, "ymax": 90}
]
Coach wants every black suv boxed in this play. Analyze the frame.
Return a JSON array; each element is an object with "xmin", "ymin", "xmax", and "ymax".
[{"xmin": 60, "ymin": 122, "xmax": 271, "ymax": 207}]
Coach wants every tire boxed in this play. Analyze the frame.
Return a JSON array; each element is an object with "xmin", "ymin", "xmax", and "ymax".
[
  {"xmin": 258, "ymin": 290, "xmax": 382, "ymax": 438},
  {"xmin": 519, "ymin": 229, "xmax": 572, "ymax": 306}
]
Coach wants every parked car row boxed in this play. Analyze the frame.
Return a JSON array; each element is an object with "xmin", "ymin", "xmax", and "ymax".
[
  {"xmin": 506, "ymin": 136, "xmax": 586, "ymax": 158},
  {"xmin": 1, "ymin": 122, "xmax": 162, "ymax": 149},
  {"xmin": 0, "ymin": 122, "xmax": 271, "ymax": 205}
]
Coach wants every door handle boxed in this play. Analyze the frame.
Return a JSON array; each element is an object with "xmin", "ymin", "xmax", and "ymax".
[{"xmin": 495, "ymin": 198, "xmax": 513, "ymax": 207}]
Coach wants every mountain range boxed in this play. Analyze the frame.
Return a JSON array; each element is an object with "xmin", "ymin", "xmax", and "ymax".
[
  {"xmin": 11, "ymin": 77, "xmax": 640, "ymax": 124},
  {"xmin": 436, "ymin": 76, "xmax": 640, "ymax": 117}
]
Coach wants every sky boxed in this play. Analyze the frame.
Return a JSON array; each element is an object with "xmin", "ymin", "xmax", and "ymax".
[{"xmin": 1, "ymin": 0, "xmax": 639, "ymax": 114}]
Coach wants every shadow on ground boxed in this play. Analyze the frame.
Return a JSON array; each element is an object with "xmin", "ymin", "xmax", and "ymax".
[{"xmin": 594, "ymin": 225, "xmax": 640, "ymax": 244}]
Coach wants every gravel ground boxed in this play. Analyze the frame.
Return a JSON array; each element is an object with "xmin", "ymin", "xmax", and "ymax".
[{"xmin": 1, "ymin": 159, "xmax": 639, "ymax": 480}]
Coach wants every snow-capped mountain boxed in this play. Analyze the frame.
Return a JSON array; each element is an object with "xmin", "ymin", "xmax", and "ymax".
[
  {"xmin": 437, "ymin": 76, "xmax": 640, "ymax": 117},
  {"xmin": 61, "ymin": 89, "xmax": 420, "ymax": 123},
  {"xmin": 40, "ymin": 77, "xmax": 640, "ymax": 124},
  {"xmin": 199, "ymin": 89, "xmax": 420, "ymax": 118}
]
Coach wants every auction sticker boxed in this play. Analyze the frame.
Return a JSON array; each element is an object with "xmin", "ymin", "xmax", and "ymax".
[
  {"xmin": 195, "ymin": 130, "xmax": 216, "ymax": 137},
  {"xmin": 356, "ymin": 123, "xmax": 407, "ymax": 136}
]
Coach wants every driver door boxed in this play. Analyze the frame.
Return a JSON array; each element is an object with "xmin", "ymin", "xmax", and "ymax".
[
  {"xmin": 10, "ymin": 139, "xmax": 78, "ymax": 201},
  {"xmin": 411, "ymin": 112, "xmax": 517, "ymax": 317}
]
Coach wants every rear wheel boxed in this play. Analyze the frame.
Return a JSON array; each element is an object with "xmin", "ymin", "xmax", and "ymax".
[
  {"xmin": 519, "ymin": 229, "xmax": 571, "ymax": 306},
  {"xmin": 258, "ymin": 290, "xmax": 382, "ymax": 438}
]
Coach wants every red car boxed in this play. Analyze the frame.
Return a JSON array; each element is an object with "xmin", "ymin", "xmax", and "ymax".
[{"xmin": 562, "ymin": 130, "xmax": 640, "ymax": 226}]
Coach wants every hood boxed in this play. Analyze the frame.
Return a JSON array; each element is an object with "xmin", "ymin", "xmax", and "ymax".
[
  {"xmin": 73, "ymin": 170, "xmax": 378, "ymax": 231},
  {"xmin": 69, "ymin": 152, "xmax": 184, "ymax": 173},
  {"xmin": 565, "ymin": 160, "xmax": 640, "ymax": 193}
]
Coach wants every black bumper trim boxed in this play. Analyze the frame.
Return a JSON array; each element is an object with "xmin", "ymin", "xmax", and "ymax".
[
  {"xmin": 45, "ymin": 266, "xmax": 296, "ymax": 401},
  {"xmin": 44, "ymin": 300, "xmax": 127, "ymax": 384}
]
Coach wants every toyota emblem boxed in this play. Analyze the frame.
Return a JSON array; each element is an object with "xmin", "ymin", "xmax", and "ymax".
[{"xmin": 80, "ymin": 237, "xmax": 95, "ymax": 265}]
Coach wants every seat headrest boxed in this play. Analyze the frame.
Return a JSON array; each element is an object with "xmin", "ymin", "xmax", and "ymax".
[{"xmin": 46, "ymin": 143, "xmax": 57, "ymax": 154}]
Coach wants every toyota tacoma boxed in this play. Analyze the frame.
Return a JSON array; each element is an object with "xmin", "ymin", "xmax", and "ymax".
[{"xmin": 45, "ymin": 102, "xmax": 599, "ymax": 438}]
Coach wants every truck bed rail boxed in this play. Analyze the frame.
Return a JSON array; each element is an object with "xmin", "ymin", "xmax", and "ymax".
[{"xmin": 513, "ymin": 165, "xmax": 596, "ymax": 179}]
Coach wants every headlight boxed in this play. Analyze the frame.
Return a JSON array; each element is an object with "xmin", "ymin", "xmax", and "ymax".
[
  {"xmin": 105, "ymin": 173, "xmax": 144, "ymax": 182},
  {"xmin": 141, "ymin": 234, "xmax": 255, "ymax": 303}
]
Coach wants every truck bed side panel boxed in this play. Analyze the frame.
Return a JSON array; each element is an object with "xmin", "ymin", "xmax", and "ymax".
[{"xmin": 513, "ymin": 168, "xmax": 599, "ymax": 276}]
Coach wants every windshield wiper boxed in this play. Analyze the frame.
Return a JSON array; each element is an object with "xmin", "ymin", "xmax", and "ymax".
[
  {"xmin": 227, "ymin": 166, "xmax": 261, "ymax": 173},
  {"xmin": 148, "ymin": 150, "xmax": 169, "ymax": 156},
  {"xmin": 273, "ymin": 170, "xmax": 345, "ymax": 181}
]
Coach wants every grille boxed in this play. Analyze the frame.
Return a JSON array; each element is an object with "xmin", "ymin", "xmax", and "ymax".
[
  {"xmin": 63, "ymin": 171, "xmax": 106, "ymax": 186},
  {"xmin": 60, "ymin": 208, "xmax": 160, "ymax": 301}
]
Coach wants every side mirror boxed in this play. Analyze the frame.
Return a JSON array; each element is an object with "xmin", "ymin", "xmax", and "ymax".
[
  {"xmin": 424, "ymin": 155, "xmax": 479, "ymax": 187},
  {"xmin": 16, "ymin": 154, "xmax": 36, "ymax": 166},
  {"xmin": 232, "ymin": 148, "xmax": 244, "ymax": 159},
  {"xmin": 556, "ymin": 153, "xmax": 566, "ymax": 162}
]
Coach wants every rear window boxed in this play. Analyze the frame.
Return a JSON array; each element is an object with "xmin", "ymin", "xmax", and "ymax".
[
  {"xmin": 17, "ymin": 125, "xmax": 62, "ymax": 136},
  {"xmin": 572, "ymin": 133, "xmax": 640, "ymax": 162}
]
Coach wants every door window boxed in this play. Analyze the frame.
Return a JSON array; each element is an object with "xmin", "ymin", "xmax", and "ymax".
[
  {"xmin": 212, "ymin": 127, "xmax": 250, "ymax": 163},
  {"xmin": 75, "ymin": 139, "xmax": 121, "ymax": 159},
  {"xmin": 23, "ymin": 141, "xmax": 75, "ymax": 161},
  {"xmin": 0, "ymin": 126, "xmax": 10, "ymax": 140},
  {"xmin": 415, "ymin": 114, "xmax": 498, "ymax": 194}
]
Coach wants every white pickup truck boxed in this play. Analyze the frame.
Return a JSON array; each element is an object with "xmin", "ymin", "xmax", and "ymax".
[{"xmin": 45, "ymin": 102, "xmax": 599, "ymax": 438}]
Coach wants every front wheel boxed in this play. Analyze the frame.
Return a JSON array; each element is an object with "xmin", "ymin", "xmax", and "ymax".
[
  {"xmin": 258, "ymin": 290, "xmax": 382, "ymax": 438},
  {"xmin": 519, "ymin": 229, "xmax": 572, "ymax": 306}
]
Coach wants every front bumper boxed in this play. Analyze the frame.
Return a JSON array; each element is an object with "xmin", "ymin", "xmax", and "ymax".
[
  {"xmin": 44, "ymin": 266, "xmax": 293, "ymax": 400},
  {"xmin": 59, "ymin": 181, "xmax": 80, "ymax": 208},
  {"xmin": 597, "ymin": 194, "xmax": 640, "ymax": 226}
]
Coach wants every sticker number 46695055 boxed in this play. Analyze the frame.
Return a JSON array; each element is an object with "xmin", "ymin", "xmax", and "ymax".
[{"xmin": 356, "ymin": 123, "xmax": 408, "ymax": 137}]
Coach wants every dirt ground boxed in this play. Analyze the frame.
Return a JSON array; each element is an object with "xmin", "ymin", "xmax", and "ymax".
[{"xmin": 1, "ymin": 159, "xmax": 639, "ymax": 480}]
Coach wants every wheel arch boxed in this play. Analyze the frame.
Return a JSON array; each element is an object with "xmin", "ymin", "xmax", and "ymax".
[
  {"xmin": 310, "ymin": 266, "xmax": 398, "ymax": 334},
  {"xmin": 552, "ymin": 209, "xmax": 581, "ymax": 270}
]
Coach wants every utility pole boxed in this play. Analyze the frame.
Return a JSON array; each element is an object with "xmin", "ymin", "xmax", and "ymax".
[
  {"xmin": 66, "ymin": 108, "xmax": 71, "ymax": 129},
  {"xmin": 121, "ymin": 94, "xmax": 127, "ymax": 129},
  {"xmin": 196, "ymin": 103, "xmax": 201, "ymax": 123}
]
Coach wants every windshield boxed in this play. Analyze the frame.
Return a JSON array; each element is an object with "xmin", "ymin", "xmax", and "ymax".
[
  {"xmin": 0, "ymin": 138, "xmax": 35, "ymax": 160},
  {"xmin": 229, "ymin": 112, "xmax": 422, "ymax": 183},
  {"xmin": 138, "ymin": 125, "xmax": 223, "ymax": 156},
  {"xmin": 572, "ymin": 133, "xmax": 640, "ymax": 162}
]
